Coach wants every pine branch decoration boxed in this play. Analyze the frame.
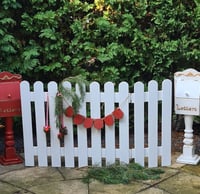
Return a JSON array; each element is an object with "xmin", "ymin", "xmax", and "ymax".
[
  {"xmin": 55, "ymin": 75, "xmax": 88, "ymax": 128},
  {"xmin": 55, "ymin": 92, "xmax": 63, "ymax": 128}
]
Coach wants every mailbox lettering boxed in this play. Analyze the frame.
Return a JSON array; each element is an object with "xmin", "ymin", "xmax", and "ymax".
[
  {"xmin": 176, "ymin": 104, "xmax": 197, "ymax": 112},
  {"xmin": 0, "ymin": 108, "xmax": 21, "ymax": 113}
]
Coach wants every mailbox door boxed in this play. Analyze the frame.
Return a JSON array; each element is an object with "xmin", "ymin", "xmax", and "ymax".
[
  {"xmin": 0, "ymin": 82, "xmax": 21, "ymax": 117},
  {"xmin": 175, "ymin": 79, "xmax": 200, "ymax": 98}
]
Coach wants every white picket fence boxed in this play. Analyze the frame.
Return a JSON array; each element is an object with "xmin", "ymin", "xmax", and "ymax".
[{"xmin": 20, "ymin": 79, "xmax": 172, "ymax": 168}]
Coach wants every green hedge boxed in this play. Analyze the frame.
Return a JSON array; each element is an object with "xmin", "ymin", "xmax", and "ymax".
[{"xmin": 0, "ymin": 0, "xmax": 199, "ymax": 84}]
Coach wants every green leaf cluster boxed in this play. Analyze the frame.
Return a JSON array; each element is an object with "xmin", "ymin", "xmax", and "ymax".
[{"xmin": 0, "ymin": 0, "xmax": 199, "ymax": 84}]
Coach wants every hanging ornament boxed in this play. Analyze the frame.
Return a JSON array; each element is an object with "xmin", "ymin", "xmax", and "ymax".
[
  {"xmin": 57, "ymin": 132, "xmax": 64, "ymax": 140},
  {"xmin": 104, "ymin": 114, "xmax": 114, "ymax": 126},
  {"xmin": 60, "ymin": 125, "xmax": 68, "ymax": 135},
  {"xmin": 83, "ymin": 117, "xmax": 93, "ymax": 128},
  {"xmin": 44, "ymin": 125, "xmax": 50, "ymax": 133},
  {"xmin": 65, "ymin": 106, "xmax": 74, "ymax": 117},
  {"xmin": 57, "ymin": 124, "xmax": 68, "ymax": 140},
  {"xmin": 43, "ymin": 94, "xmax": 50, "ymax": 133},
  {"xmin": 93, "ymin": 119, "xmax": 104, "ymax": 130},
  {"xmin": 73, "ymin": 114, "xmax": 85, "ymax": 125},
  {"xmin": 112, "ymin": 108, "xmax": 124, "ymax": 119}
]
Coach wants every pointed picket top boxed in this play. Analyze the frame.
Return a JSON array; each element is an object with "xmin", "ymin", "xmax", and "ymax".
[
  {"xmin": 148, "ymin": 80, "xmax": 158, "ymax": 89},
  {"xmin": 33, "ymin": 81, "xmax": 44, "ymax": 90},
  {"xmin": 20, "ymin": 80, "xmax": 30, "ymax": 91}
]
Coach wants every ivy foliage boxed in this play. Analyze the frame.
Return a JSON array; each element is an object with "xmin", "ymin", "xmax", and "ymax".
[{"xmin": 0, "ymin": 0, "xmax": 199, "ymax": 84}]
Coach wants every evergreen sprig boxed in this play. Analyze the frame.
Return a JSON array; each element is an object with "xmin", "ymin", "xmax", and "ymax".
[
  {"xmin": 60, "ymin": 75, "xmax": 88, "ymax": 113},
  {"xmin": 55, "ymin": 92, "xmax": 63, "ymax": 128},
  {"xmin": 55, "ymin": 75, "xmax": 88, "ymax": 128},
  {"xmin": 83, "ymin": 162, "xmax": 165, "ymax": 184}
]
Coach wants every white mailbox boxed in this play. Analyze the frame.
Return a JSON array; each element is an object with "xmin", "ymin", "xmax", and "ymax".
[
  {"xmin": 175, "ymin": 68, "xmax": 200, "ymax": 116},
  {"xmin": 175, "ymin": 68, "xmax": 200, "ymax": 165}
]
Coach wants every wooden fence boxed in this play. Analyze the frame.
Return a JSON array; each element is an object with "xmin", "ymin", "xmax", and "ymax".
[{"xmin": 20, "ymin": 80, "xmax": 172, "ymax": 168}]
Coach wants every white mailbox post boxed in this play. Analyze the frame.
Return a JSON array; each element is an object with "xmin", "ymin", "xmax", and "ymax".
[{"xmin": 175, "ymin": 68, "xmax": 200, "ymax": 165}]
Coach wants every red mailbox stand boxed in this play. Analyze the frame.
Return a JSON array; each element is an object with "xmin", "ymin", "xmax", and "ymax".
[{"xmin": 0, "ymin": 72, "xmax": 23, "ymax": 165}]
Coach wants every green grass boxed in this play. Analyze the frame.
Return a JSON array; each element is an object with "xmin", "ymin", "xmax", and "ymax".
[{"xmin": 83, "ymin": 162, "xmax": 165, "ymax": 184}]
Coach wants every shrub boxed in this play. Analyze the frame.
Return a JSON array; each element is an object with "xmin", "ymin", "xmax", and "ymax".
[{"xmin": 0, "ymin": 0, "xmax": 199, "ymax": 84}]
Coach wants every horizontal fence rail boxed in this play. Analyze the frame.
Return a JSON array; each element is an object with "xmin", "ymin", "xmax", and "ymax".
[{"xmin": 20, "ymin": 80, "xmax": 172, "ymax": 168}]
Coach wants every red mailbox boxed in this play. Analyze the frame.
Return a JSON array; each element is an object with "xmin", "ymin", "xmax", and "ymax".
[
  {"xmin": 0, "ymin": 82, "xmax": 21, "ymax": 117},
  {"xmin": 0, "ymin": 71, "xmax": 23, "ymax": 165}
]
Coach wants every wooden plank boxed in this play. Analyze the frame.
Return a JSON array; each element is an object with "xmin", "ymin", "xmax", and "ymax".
[
  {"xmin": 118, "ymin": 82, "xmax": 129, "ymax": 164},
  {"xmin": 134, "ymin": 82, "xmax": 145, "ymax": 166},
  {"xmin": 34, "ymin": 81, "xmax": 48, "ymax": 166},
  {"xmin": 90, "ymin": 82, "xmax": 102, "ymax": 166},
  {"xmin": 161, "ymin": 79, "xmax": 172, "ymax": 166},
  {"xmin": 48, "ymin": 81, "xmax": 61, "ymax": 167},
  {"xmin": 104, "ymin": 82, "xmax": 115, "ymax": 165},
  {"xmin": 62, "ymin": 81, "xmax": 75, "ymax": 167},
  {"xmin": 76, "ymin": 83, "xmax": 88, "ymax": 167},
  {"xmin": 148, "ymin": 80, "xmax": 158, "ymax": 167},
  {"xmin": 20, "ymin": 81, "xmax": 35, "ymax": 166}
]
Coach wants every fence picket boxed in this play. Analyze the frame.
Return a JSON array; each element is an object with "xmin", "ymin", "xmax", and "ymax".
[
  {"xmin": 76, "ymin": 84, "xmax": 88, "ymax": 167},
  {"xmin": 161, "ymin": 79, "xmax": 172, "ymax": 166},
  {"xmin": 20, "ymin": 81, "xmax": 34, "ymax": 166},
  {"xmin": 62, "ymin": 81, "xmax": 75, "ymax": 167},
  {"xmin": 48, "ymin": 81, "xmax": 61, "ymax": 167},
  {"xmin": 148, "ymin": 80, "xmax": 158, "ymax": 167},
  {"xmin": 33, "ymin": 82, "xmax": 48, "ymax": 166},
  {"xmin": 118, "ymin": 82, "xmax": 129, "ymax": 164},
  {"xmin": 134, "ymin": 82, "xmax": 145, "ymax": 166},
  {"xmin": 90, "ymin": 82, "xmax": 102, "ymax": 166},
  {"xmin": 104, "ymin": 82, "xmax": 115, "ymax": 165}
]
